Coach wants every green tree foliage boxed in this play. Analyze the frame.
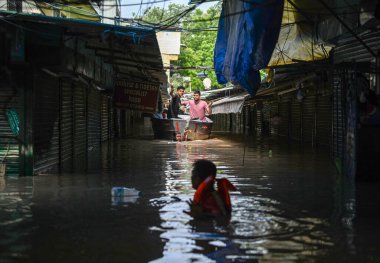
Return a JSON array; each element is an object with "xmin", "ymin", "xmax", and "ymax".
[{"xmin": 141, "ymin": 3, "xmax": 222, "ymax": 91}]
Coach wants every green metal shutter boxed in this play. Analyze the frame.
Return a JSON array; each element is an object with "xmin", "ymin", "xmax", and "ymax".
[
  {"xmin": 0, "ymin": 82, "xmax": 20, "ymax": 176},
  {"xmin": 33, "ymin": 72, "xmax": 59, "ymax": 173}
]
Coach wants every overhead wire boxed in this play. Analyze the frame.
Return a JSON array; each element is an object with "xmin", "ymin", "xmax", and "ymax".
[{"xmin": 1, "ymin": 0, "xmax": 369, "ymax": 36}]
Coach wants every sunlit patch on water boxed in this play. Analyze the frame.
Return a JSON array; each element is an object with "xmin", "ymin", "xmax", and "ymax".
[
  {"xmin": 0, "ymin": 137, "xmax": 374, "ymax": 263},
  {"xmin": 147, "ymin": 137, "xmax": 339, "ymax": 263}
]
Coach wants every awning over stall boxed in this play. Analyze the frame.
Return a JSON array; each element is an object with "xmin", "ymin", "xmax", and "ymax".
[{"xmin": 211, "ymin": 94, "xmax": 249, "ymax": 115}]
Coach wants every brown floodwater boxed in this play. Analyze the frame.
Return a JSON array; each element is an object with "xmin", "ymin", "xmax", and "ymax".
[{"xmin": 0, "ymin": 135, "xmax": 379, "ymax": 263}]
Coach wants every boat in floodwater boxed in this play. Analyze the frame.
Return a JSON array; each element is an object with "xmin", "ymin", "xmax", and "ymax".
[
  {"xmin": 151, "ymin": 116, "xmax": 213, "ymax": 141},
  {"xmin": 151, "ymin": 117, "xmax": 187, "ymax": 140},
  {"xmin": 185, "ymin": 117, "xmax": 213, "ymax": 140}
]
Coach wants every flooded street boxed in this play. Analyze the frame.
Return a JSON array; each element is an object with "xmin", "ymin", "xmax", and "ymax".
[{"xmin": 1, "ymin": 135, "xmax": 380, "ymax": 263}]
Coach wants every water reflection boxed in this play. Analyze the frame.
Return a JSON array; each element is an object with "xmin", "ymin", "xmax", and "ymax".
[
  {"xmin": 0, "ymin": 136, "xmax": 374, "ymax": 263},
  {"xmin": 0, "ymin": 176, "xmax": 34, "ymax": 261},
  {"xmin": 148, "ymin": 138, "xmax": 351, "ymax": 263}
]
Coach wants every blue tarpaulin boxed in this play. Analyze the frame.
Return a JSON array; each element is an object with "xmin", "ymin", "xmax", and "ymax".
[{"xmin": 214, "ymin": 0, "xmax": 284, "ymax": 96}]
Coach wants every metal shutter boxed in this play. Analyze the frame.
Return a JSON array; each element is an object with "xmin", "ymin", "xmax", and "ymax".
[
  {"xmin": 74, "ymin": 82, "xmax": 86, "ymax": 156},
  {"xmin": 59, "ymin": 79, "xmax": 73, "ymax": 171},
  {"xmin": 316, "ymin": 94, "xmax": 332, "ymax": 146},
  {"xmin": 302, "ymin": 95, "xmax": 316, "ymax": 144},
  {"xmin": 256, "ymin": 109, "xmax": 262, "ymax": 135},
  {"xmin": 270, "ymin": 100, "xmax": 279, "ymax": 135},
  {"xmin": 290, "ymin": 98, "xmax": 302, "ymax": 141},
  {"xmin": 278, "ymin": 99, "xmax": 290, "ymax": 138},
  {"xmin": 87, "ymin": 88, "xmax": 101, "ymax": 149},
  {"xmin": 33, "ymin": 72, "xmax": 59, "ymax": 173},
  {"xmin": 101, "ymin": 95, "xmax": 110, "ymax": 142},
  {"xmin": 0, "ymin": 81, "xmax": 20, "ymax": 176}
]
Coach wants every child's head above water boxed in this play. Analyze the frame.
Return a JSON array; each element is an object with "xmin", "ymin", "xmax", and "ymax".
[{"xmin": 191, "ymin": 160, "xmax": 216, "ymax": 189}]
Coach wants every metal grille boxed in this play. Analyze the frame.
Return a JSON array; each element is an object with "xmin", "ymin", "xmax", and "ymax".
[
  {"xmin": 333, "ymin": 71, "xmax": 346, "ymax": 160},
  {"xmin": 33, "ymin": 72, "xmax": 59, "ymax": 173}
]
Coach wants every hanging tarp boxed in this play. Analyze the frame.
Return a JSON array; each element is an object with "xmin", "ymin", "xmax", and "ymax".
[
  {"xmin": 214, "ymin": 0, "xmax": 284, "ymax": 96},
  {"xmin": 212, "ymin": 95, "xmax": 249, "ymax": 115}
]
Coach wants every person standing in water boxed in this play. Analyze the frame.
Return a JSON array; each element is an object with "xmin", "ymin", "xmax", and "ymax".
[
  {"xmin": 186, "ymin": 159, "xmax": 236, "ymax": 218},
  {"xmin": 187, "ymin": 90, "xmax": 212, "ymax": 121},
  {"xmin": 168, "ymin": 85, "xmax": 186, "ymax": 119}
]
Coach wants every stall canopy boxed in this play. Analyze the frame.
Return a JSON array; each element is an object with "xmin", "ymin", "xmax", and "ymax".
[{"xmin": 211, "ymin": 94, "xmax": 250, "ymax": 115}]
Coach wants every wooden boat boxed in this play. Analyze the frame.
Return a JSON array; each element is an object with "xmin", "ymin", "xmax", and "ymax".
[
  {"xmin": 151, "ymin": 116, "xmax": 213, "ymax": 141},
  {"xmin": 151, "ymin": 117, "xmax": 187, "ymax": 140},
  {"xmin": 185, "ymin": 118, "xmax": 213, "ymax": 141}
]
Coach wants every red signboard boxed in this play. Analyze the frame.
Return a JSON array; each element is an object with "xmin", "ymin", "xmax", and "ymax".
[{"xmin": 114, "ymin": 80, "xmax": 159, "ymax": 113}]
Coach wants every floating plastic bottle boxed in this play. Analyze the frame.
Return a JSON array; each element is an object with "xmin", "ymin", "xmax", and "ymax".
[{"xmin": 111, "ymin": 187, "xmax": 141, "ymax": 197}]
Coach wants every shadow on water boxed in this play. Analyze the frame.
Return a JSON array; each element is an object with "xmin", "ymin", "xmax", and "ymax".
[{"xmin": 1, "ymin": 135, "xmax": 380, "ymax": 262}]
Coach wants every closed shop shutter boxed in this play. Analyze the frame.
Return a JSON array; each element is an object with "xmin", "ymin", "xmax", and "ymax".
[
  {"xmin": 109, "ymin": 105, "xmax": 115, "ymax": 138},
  {"xmin": 249, "ymin": 105, "xmax": 256, "ymax": 135},
  {"xmin": 262, "ymin": 101, "xmax": 271, "ymax": 135},
  {"xmin": 0, "ymin": 81, "xmax": 20, "ymax": 176},
  {"xmin": 232, "ymin": 113, "xmax": 238, "ymax": 134},
  {"xmin": 270, "ymin": 100, "xmax": 279, "ymax": 135},
  {"xmin": 210, "ymin": 114, "xmax": 218, "ymax": 131},
  {"xmin": 59, "ymin": 79, "xmax": 73, "ymax": 171},
  {"xmin": 243, "ymin": 106, "xmax": 249, "ymax": 134},
  {"xmin": 278, "ymin": 99, "xmax": 290, "ymax": 137},
  {"xmin": 101, "ymin": 95, "xmax": 110, "ymax": 142},
  {"xmin": 237, "ymin": 113, "xmax": 243, "ymax": 134},
  {"xmin": 290, "ymin": 98, "xmax": 302, "ymax": 141},
  {"xmin": 317, "ymin": 94, "xmax": 332, "ymax": 146},
  {"xmin": 113, "ymin": 108, "xmax": 120, "ymax": 138},
  {"xmin": 302, "ymin": 95, "xmax": 316, "ymax": 143},
  {"xmin": 227, "ymin": 114, "xmax": 232, "ymax": 132},
  {"xmin": 73, "ymin": 83, "xmax": 86, "ymax": 159},
  {"xmin": 87, "ymin": 88, "xmax": 101, "ymax": 149},
  {"xmin": 33, "ymin": 72, "xmax": 59, "ymax": 173}
]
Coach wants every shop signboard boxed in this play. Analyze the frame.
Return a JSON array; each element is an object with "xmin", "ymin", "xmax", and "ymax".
[{"xmin": 114, "ymin": 80, "xmax": 159, "ymax": 113}]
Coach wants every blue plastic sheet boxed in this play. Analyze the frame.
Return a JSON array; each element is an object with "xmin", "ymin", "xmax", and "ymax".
[{"xmin": 214, "ymin": 0, "xmax": 284, "ymax": 96}]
